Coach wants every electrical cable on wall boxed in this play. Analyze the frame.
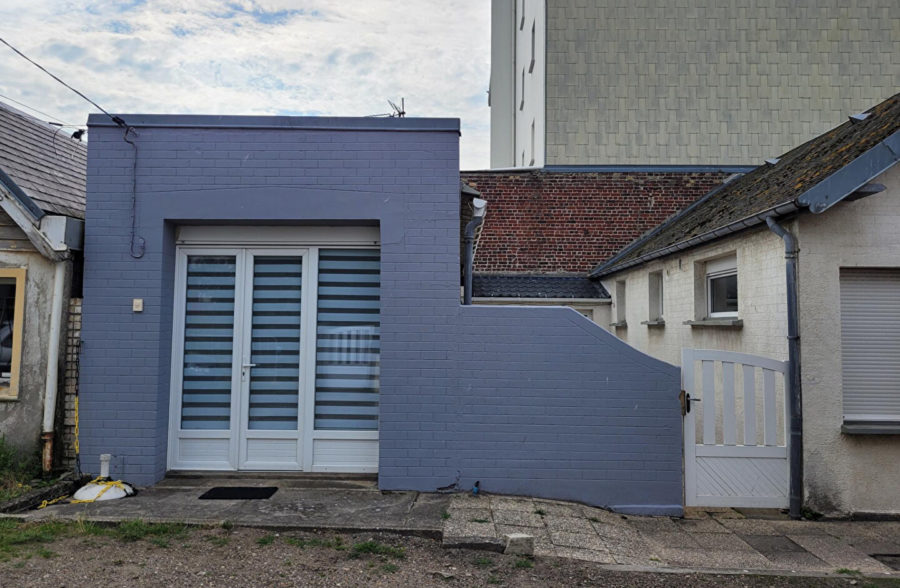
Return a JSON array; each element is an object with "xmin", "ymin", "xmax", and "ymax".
[{"xmin": 0, "ymin": 35, "xmax": 144, "ymax": 258}]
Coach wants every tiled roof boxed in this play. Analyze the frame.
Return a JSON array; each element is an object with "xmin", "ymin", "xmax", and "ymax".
[
  {"xmin": 0, "ymin": 101, "xmax": 86, "ymax": 218},
  {"xmin": 473, "ymin": 274, "xmax": 609, "ymax": 299},
  {"xmin": 592, "ymin": 92, "xmax": 900, "ymax": 277}
]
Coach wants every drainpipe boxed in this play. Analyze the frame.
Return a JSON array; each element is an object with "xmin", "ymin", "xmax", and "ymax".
[
  {"xmin": 41, "ymin": 261, "xmax": 67, "ymax": 474},
  {"xmin": 765, "ymin": 216, "xmax": 803, "ymax": 520},
  {"xmin": 463, "ymin": 198, "xmax": 488, "ymax": 305}
]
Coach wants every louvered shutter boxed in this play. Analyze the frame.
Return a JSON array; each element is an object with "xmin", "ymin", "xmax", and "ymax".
[{"xmin": 840, "ymin": 268, "xmax": 900, "ymax": 420}]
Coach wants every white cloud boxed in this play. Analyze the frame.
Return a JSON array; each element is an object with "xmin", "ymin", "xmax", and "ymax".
[{"xmin": 0, "ymin": 0, "xmax": 491, "ymax": 168}]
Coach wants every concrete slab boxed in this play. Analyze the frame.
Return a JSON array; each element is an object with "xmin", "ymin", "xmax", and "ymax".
[
  {"xmin": 739, "ymin": 534, "xmax": 807, "ymax": 554},
  {"xmin": 492, "ymin": 508, "xmax": 543, "ymax": 527},
  {"xmin": 690, "ymin": 532, "xmax": 755, "ymax": 552},
  {"xmin": 543, "ymin": 515, "xmax": 595, "ymax": 534},
  {"xmin": 788, "ymin": 534, "xmax": 894, "ymax": 573}
]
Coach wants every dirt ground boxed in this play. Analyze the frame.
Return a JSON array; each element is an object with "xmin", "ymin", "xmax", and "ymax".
[{"xmin": 1, "ymin": 521, "xmax": 898, "ymax": 588}]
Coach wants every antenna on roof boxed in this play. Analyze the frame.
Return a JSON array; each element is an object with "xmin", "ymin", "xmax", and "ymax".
[
  {"xmin": 366, "ymin": 98, "xmax": 406, "ymax": 118},
  {"xmin": 387, "ymin": 98, "xmax": 405, "ymax": 118}
]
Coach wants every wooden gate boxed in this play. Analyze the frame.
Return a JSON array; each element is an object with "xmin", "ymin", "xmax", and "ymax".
[{"xmin": 682, "ymin": 349, "xmax": 789, "ymax": 508}]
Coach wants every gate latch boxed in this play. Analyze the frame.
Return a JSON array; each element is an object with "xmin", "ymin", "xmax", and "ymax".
[{"xmin": 679, "ymin": 389, "xmax": 690, "ymax": 416}]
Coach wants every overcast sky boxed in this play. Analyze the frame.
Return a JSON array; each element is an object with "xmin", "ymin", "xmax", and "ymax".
[{"xmin": 0, "ymin": 1, "xmax": 491, "ymax": 169}]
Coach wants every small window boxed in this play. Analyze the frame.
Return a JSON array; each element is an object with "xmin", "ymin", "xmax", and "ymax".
[
  {"xmin": 613, "ymin": 280, "xmax": 626, "ymax": 327},
  {"xmin": 529, "ymin": 119, "xmax": 535, "ymax": 166},
  {"xmin": 648, "ymin": 271, "xmax": 664, "ymax": 322},
  {"xmin": 706, "ymin": 255, "xmax": 737, "ymax": 317},
  {"xmin": 529, "ymin": 20, "xmax": 536, "ymax": 73},
  {"xmin": 519, "ymin": 68, "xmax": 525, "ymax": 110},
  {"xmin": 0, "ymin": 268, "xmax": 26, "ymax": 400}
]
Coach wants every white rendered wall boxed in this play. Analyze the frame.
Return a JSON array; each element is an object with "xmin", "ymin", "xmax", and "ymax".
[
  {"xmin": 490, "ymin": 0, "xmax": 515, "ymax": 167},
  {"xmin": 796, "ymin": 165, "xmax": 900, "ymax": 516},
  {"xmin": 600, "ymin": 228, "xmax": 789, "ymax": 366}
]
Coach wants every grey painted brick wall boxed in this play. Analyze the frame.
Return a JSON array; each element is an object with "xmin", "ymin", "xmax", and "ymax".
[{"xmin": 81, "ymin": 115, "xmax": 682, "ymax": 514}]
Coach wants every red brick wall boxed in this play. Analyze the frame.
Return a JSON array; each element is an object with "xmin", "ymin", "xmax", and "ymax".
[{"xmin": 461, "ymin": 171, "xmax": 728, "ymax": 274}]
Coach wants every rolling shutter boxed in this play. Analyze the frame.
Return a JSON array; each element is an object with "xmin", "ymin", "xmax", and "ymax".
[{"xmin": 840, "ymin": 268, "xmax": 900, "ymax": 420}]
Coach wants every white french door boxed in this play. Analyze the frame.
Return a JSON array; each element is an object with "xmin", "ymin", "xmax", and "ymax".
[{"xmin": 168, "ymin": 235, "xmax": 380, "ymax": 473}]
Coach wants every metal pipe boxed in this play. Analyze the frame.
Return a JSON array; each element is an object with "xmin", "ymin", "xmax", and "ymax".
[
  {"xmin": 766, "ymin": 216, "xmax": 803, "ymax": 520},
  {"xmin": 41, "ymin": 261, "xmax": 67, "ymax": 473},
  {"xmin": 463, "ymin": 216, "xmax": 484, "ymax": 305}
]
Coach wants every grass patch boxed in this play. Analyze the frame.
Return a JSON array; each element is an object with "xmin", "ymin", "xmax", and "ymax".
[
  {"xmin": 470, "ymin": 518, "xmax": 490, "ymax": 523},
  {"xmin": 533, "ymin": 508, "xmax": 546, "ymax": 516},
  {"xmin": 381, "ymin": 563, "xmax": 399, "ymax": 573},
  {"xmin": 441, "ymin": 511, "xmax": 451, "ymax": 520},
  {"xmin": 257, "ymin": 534, "xmax": 275, "ymax": 546},
  {"xmin": 474, "ymin": 556, "xmax": 493, "ymax": 567},
  {"xmin": 487, "ymin": 576, "xmax": 502, "ymax": 585},
  {"xmin": 514, "ymin": 558, "xmax": 534, "ymax": 569},
  {"xmin": 206, "ymin": 535, "xmax": 229, "ymax": 547},
  {"xmin": 588, "ymin": 517, "xmax": 600, "ymax": 523},
  {"xmin": 284, "ymin": 535, "xmax": 346, "ymax": 550},
  {"xmin": 112, "ymin": 520, "xmax": 189, "ymax": 543},
  {"xmin": 836, "ymin": 568, "xmax": 862, "ymax": 575},
  {"xmin": 350, "ymin": 540, "xmax": 405, "ymax": 559}
]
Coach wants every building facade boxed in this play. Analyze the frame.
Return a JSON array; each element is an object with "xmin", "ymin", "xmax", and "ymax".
[{"xmin": 490, "ymin": 0, "xmax": 900, "ymax": 168}]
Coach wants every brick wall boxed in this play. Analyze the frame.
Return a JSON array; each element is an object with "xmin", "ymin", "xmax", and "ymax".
[
  {"xmin": 61, "ymin": 297, "xmax": 81, "ymax": 468},
  {"xmin": 461, "ymin": 170, "xmax": 727, "ymax": 274},
  {"xmin": 82, "ymin": 116, "xmax": 683, "ymax": 514}
]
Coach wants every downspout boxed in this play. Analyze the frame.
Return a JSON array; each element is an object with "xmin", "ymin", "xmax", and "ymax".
[
  {"xmin": 41, "ymin": 261, "xmax": 67, "ymax": 473},
  {"xmin": 765, "ymin": 216, "xmax": 803, "ymax": 520},
  {"xmin": 463, "ymin": 198, "xmax": 488, "ymax": 305}
]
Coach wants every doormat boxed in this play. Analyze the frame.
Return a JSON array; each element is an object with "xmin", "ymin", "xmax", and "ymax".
[{"xmin": 199, "ymin": 487, "xmax": 278, "ymax": 500}]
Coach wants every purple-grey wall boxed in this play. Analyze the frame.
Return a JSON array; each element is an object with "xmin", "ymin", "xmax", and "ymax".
[{"xmin": 81, "ymin": 115, "xmax": 682, "ymax": 515}]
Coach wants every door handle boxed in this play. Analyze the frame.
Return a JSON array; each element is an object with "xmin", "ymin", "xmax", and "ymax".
[{"xmin": 242, "ymin": 363, "xmax": 257, "ymax": 368}]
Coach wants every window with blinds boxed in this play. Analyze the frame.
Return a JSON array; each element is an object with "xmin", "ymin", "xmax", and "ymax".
[
  {"xmin": 315, "ymin": 249, "xmax": 380, "ymax": 430},
  {"xmin": 840, "ymin": 268, "xmax": 900, "ymax": 421},
  {"xmin": 248, "ymin": 256, "xmax": 303, "ymax": 430},
  {"xmin": 181, "ymin": 256, "xmax": 237, "ymax": 430}
]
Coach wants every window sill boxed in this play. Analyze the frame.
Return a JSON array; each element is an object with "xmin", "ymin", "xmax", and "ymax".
[
  {"xmin": 841, "ymin": 421, "xmax": 900, "ymax": 435},
  {"xmin": 641, "ymin": 319, "xmax": 665, "ymax": 328},
  {"xmin": 609, "ymin": 321, "xmax": 627, "ymax": 329},
  {"xmin": 683, "ymin": 318, "xmax": 743, "ymax": 328}
]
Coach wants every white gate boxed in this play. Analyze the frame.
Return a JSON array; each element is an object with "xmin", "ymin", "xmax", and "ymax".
[{"xmin": 682, "ymin": 349, "xmax": 789, "ymax": 508}]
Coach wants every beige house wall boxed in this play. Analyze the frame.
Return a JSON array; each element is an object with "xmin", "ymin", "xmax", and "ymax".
[
  {"xmin": 600, "ymin": 228, "xmax": 789, "ymax": 367},
  {"xmin": 544, "ymin": 0, "xmax": 899, "ymax": 166},
  {"xmin": 796, "ymin": 164, "xmax": 900, "ymax": 516}
]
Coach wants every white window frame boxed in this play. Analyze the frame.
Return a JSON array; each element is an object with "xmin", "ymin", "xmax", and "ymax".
[
  {"xmin": 706, "ymin": 255, "xmax": 738, "ymax": 318},
  {"xmin": 168, "ymin": 226, "xmax": 380, "ymax": 474},
  {"xmin": 648, "ymin": 270, "xmax": 664, "ymax": 322}
]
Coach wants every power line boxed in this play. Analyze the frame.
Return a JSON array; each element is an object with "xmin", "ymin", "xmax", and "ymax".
[
  {"xmin": 0, "ymin": 92, "xmax": 73, "ymax": 125},
  {"xmin": 0, "ymin": 35, "xmax": 125, "ymax": 127}
]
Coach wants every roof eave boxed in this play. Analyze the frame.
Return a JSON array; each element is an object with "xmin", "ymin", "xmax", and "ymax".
[
  {"xmin": 0, "ymin": 167, "xmax": 46, "ymax": 221},
  {"xmin": 591, "ymin": 128, "xmax": 900, "ymax": 279}
]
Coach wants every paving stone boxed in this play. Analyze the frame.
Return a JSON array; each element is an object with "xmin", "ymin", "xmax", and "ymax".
[
  {"xmin": 443, "ymin": 519, "xmax": 498, "ymax": 539},
  {"xmin": 447, "ymin": 507, "xmax": 493, "ymax": 522},
  {"xmin": 739, "ymin": 534, "xmax": 806, "ymax": 554},
  {"xmin": 580, "ymin": 505, "xmax": 628, "ymax": 526},
  {"xmin": 554, "ymin": 546, "xmax": 615, "ymax": 563},
  {"xmin": 492, "ymin": 509, "xmax": 543, "ymax": 527},
  {"xmin": 550, "ymin": 531, "xmax": 608, "ymax": 551},
  {"xmin": 674, "ymin": 518, "xmax": 728, "ymax": 533},
  {"xmin": 627, "ymin": 516, "xmax": 679, "ymax": 534},
  {"xmin": 532, "ymin": 499, "xmax": 581, "ymax": 517},
  {"xmin": 490, "ymin": 496, "xmax": 534, "ymax": 512},
  {"xmin": 658, "ymin": 547, "xmax": 772, "ymax": 570},
  {"xmin": 710, "ymin": 509, "xmax": 746, "ymax": 520},
  {"xmin": 503, "ymin": 532, "xmax": 534, "ymax": 556},
  {"xmin": 690, "ymin": 532, "xmax": 755, "ymax": 552},
  {"xmin": 682, "ymin": 507, "xmax": 711, "ymax": 520},
  {"xmin": 716, "ymin": 518, "xmax": 778, "ymax": 535},
  {"xmin": 734, "ymin": 508, "xmax": 789, "ymax": 520},
  {"xmin": 840, "ymin": 537, "xmax": 900, "ymax": 556},
  {"xmin": 788, "ymin": 534, "xmax": 894, "ymax": 573},
  {"xmin": 641, "ymin": 531, "xmax": 701, "ymax": 549},
  {"xmin": 762, "ymin": 551, "xmax": 832, "ymax": 572},
  {"xmin": 533, "ymin": 544, "xmax": 558, "ymax": 557},
  {"xmin": 767, "ymin": 520, "xmax": 831, "ymax": 535},
  {"xmin": 543, "ymin": 515, "xmax": 595, "ymax": 534}
]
